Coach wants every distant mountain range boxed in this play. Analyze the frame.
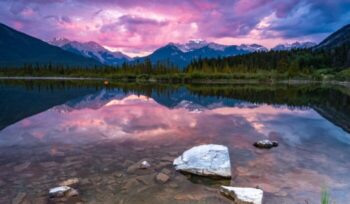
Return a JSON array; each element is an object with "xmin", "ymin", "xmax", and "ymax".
[
  {"xmin": 271, "ymin": 42, "xmax": 317, "ymax": 51},
  {"xmin": 50, "ymin": 38, "xmax": 319, "ymax": 68},
  {"xmin": 51, "ymin": 38, "xmax": 269, "ymax": 68},
  {"xmin": 0, "ymin": 23, "xmax": 100, "ymax": 67},
  {"xmin": 134, "ymin": 40, "xmax": 268, "ymax": 68},
  {"xmin": 1, "ymin": 21, "xmax": 350, "ymax": 68}
]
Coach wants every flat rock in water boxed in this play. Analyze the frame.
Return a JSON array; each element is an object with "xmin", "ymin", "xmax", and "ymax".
[
  {"xmin": 253, "ymin": 140, "xmax": 278, "ymax": 149},
  {"xmin": 156, "ymin": 173, "xmax": 170, "ymax": 183},
  {"xmin": 127, "ymin": 159, "xmax": 153, "ymax": 173},
  {"xmin": 220, "ymin": 186, "xmax": 263, "ymax": 204},
  {"xmin": 49, "ymin": 186, "xmax": 78, "ymax": 198},
  {"xmin": 173, "ymin": 144, "xmax": 231, "ymax": 178},
  {"xmin": 140, "ymin": 160, "xmax": 151, "ymax": 169},
  {"xmin": 59, "ymin": 178, "xmax": 79, "ymax": 187}
]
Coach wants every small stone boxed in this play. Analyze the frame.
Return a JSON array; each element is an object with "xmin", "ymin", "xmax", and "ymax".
[
  {"xmin": 156, "ymin": 173, "xmax": 170, "ymax": 183},
  {"xmin": 49, "ymin": 186, "xmax": 70, "ymax": 198},
  {"xmin": 12, "ymin": 192, "xmax": 26, "ymax": 204},
  {"xmin": 59, "ymin": 178, "xmax": 79, "ymax": 187},
  {"xmin": 65, "ymin": 188, "xmax": 79, "ymax": 197},
  {"xmin": 113, "ymin": 173, "xmax": 123, "ymax": 178},
  {"xmin": 169, "ymin": 182, "xmax": 179, "ymax": 188},
  {"xmin": 135, "ymin": 174, "xmax": 155, "ymax": 186},
  {"xmin": 161, "ymin": 168, "xmax": 171, "ymax": 175},
  {"xmin": 253, "ymin": 140, "xmax": 278, "ymax": 149},
  {"xmin": 140, "ymin": 161, "xmax": 151, "ymax": 169},
  {"xmin": 49, "ymin": 186, "xmax": 79, "ymax": 198},
  {"xmin": 122, "ymin": 178, "xmax": 140, "ymax": 191},
  {"xmin": 127, "ymin": 160, "xmax": 152, "ymax": 173},
  {"xmin": 220, "ymin": 186, "xmax": 263, "ymax": 204}
]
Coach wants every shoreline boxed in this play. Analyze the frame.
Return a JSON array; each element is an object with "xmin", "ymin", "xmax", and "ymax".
[
  {"xmin": 0, "ymin": 76, "xmax": 106, "ymax": 81},
  {"xmin": 0, "ymin": 76, "xmax": 349, "ymax": 88}
]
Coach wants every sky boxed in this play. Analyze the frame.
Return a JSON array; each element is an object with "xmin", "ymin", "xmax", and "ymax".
[{"xmin": 0, "ymin": 0, "xmax": 350, "ymax": 57}]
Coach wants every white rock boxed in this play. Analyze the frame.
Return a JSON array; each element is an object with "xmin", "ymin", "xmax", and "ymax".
[
  {"xmin": 49, "ymin": 186, "xmax": 78, "ymax": 198},
  {"xmin": 173, "ymin": 144, "xmax": 231, "ymax": 178},
  {"xmin": 49, "ymin": 186, "xmax": 71, "ymax": 198},
  {"xmin": 140, "ymin": 160, "xmax": 151, "ymax": 169},
  {"xmin": 220, "ymin": 186, "xmax": 263, "ymax": 204}
]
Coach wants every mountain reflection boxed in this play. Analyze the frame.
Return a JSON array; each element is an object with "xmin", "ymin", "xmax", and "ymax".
[{"xmin": 1, "ymin": 89, "xmax": 349, "ymax": 148}]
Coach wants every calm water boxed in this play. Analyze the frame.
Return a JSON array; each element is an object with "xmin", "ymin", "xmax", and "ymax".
[{"xmin": 0, "ymin": 80, "xmax": 350, "ymax": 204}]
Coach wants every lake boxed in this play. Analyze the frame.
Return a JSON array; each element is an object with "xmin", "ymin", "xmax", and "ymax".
[{"xmin": 0, "ymin": 80, "xmax": 350, "ymax": 204}]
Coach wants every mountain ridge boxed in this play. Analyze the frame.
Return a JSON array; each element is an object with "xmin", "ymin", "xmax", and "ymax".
[
  {"xmin": 315, "ymin": 24, "xmax": 350, "ymax": 49},
  {"xmin": 50, "ymin": 38, "xmax": 131, "ymax": 65},
  {"xmin": 136, "ymin": 41, "xmax": 268, "ymax": 68},
  {"xmin": 272, "ymin": 42, "xmax": 317, "ymax": 51},
  {"xmin": 0, "ymin": 23, "xmax": 100, "ymax": 67}
]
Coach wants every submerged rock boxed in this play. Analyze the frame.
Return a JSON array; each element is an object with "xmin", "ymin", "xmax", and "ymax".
[
  {"xmin": 140, "ymin": 160, "xmax": 151, "ymax": 169},
  {"xmin": 253, "ymin": 140, "xmax": 278, "ymax": 149},
  {"xmin": 59, "ymin": 178, "xmax": 79, "ymax": 187},
  {"xmin": 220, "ymin": 186, "xmax": 263, "ymax": 204},
  {"xmin": 173, "ymin": 144, "xmax": 231, "ymax": 178},
  {"xmin": 156, "ymin": 173, "xmax": 170, "ymax": 183},
  {"xmin": 127, "ymin": 159, "xmax": 152, "ymax": 173},
  {"xmin": 49, "ymin": 186, "xmax": 78, "ymax": 198}
]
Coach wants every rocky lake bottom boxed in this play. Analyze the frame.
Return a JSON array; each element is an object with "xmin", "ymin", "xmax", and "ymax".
[{"xmin": 0, "ymin": 81, "xmax": 350, "ymax": 204}]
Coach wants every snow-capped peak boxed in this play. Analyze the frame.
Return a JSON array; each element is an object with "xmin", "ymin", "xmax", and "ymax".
[
  {"xmin": 174, "ymin": 39, "xmax": 209, "ymax": 52},
  {"xmin": 239, "ymin": 44, "xmax": 268, "ymax": 52},
  {"xmin": 50, "ymin": 37, "xmax": 130, "ymax": 65},
  {"xmin": 272, "ymin": 41, "xmax": 317, "ymax": 51},
  {"xmin": 50, "ymin": 37, "xmax": 71, "ymax": 47},
  {"xmin": 208, "ymin": 42, "xmax": 228, "ymax": 51}
]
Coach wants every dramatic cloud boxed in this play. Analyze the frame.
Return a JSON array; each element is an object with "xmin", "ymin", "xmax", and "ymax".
[{"xmin": 0, "ymin": 0, "xmax": 349, "ymax": 56}]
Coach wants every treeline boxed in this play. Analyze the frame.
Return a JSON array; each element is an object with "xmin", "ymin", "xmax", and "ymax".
[
  {"xmin": 186, "ymin": 44, "xmax": 350, "ymax": 74},
  {"xmin": 0, "ymin": 58, "xmax": 181, "ymax": 77}
]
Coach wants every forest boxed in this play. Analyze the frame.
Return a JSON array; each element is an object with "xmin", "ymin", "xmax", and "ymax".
[{"xmin": 1, "ymin": 45, "xmax": 350, "ymax": 81}]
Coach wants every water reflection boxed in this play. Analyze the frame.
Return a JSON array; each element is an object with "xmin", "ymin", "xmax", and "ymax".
[{"xmin": 0, "ymin": 82, "xmax": 350, "ymax": 203}]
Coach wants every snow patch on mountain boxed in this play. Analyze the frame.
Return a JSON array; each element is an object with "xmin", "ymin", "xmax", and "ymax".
[
  {"xmin": 239, "ymin": 44, "xmax": 268, "ymax": 52},
  {"xmin": 50, "ymin": 38, "xmax": 130, "ymax": 65},
  {"xmin": 172, "ymin": 40, "xmax": 267, "ymax": 53},
  {"xmin": 272, "ymin": 42, "xmax": 317, "ymax": 51}
]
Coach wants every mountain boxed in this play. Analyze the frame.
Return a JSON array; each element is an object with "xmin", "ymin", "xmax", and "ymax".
[
  {"xmin": 272, "ymin": 42, "xmax": 317, "ymax": 51},
  {"xmin": 173, "ymin": 39, "xmax": 268, "ymax": 53},
  {"xmin": 50, "ymin": 38, "xmax": 131, "ymax": 65},
  {"xmin": 134, "ymin": 44, "xmax": 188, "ymax": 67},
  {"xmin": 315, "ymin": 24, "xmax": 350, "ymax": 49},
  {"xmin": 0, "ymin": 23, "xmax": 100, "ymax": 67},
  {"xmin": 136, "ymin": 40, "xmax": 268, "ymax": 68}
]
